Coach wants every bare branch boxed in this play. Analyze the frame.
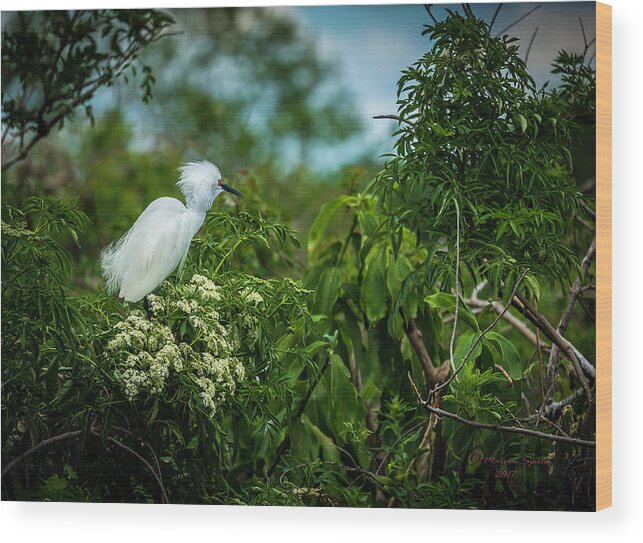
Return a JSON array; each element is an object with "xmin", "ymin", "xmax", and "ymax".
[
  {"xmin": 462, "ymin": 4, "xmax": 475, "ymax": 20},
  {"xmin": 419, "ymin": 401, "xmax": 595, "ymax": 448},
  {"xmin": 579, "ymin": 199, "xmax": 596, "ymax": 218},
  {"xmin": 489, "ymin": 3, "xmax": 504, "ymax": 32},
  {"xmin": 544, "ymin": 387, "xmax": 585, "ymax": 420},
  {"xmin": 91, "ymin": 429, "xmax": 168, "ymax": 504},
  {"xmin": 544, "ymin": 238, "xmax": 596, "ymax": 404},
  {"xmin": 448, "ymin": 198, "xmax": 461, "ymax": 374},
  {"xmin": 468, "ymin": 282, "xmax": 548, "ymax": 351},
  {"xmin": 404, "ymin": 316, "xmax": 450, "ymax": 389},
  {"xmin": 494, "ymin": 363, "xmax": 513, "ymax": 385},
  {"xmin": 373, "ymin": 114, "xmax": 415, "ymax": 127},
  {"xmin": 579, "ymin": 16, "xmax": 596, "ymax": 59},
  {"xmin": 579, "ymin": 16, "xmax": 588, "ymax": 50},
  {"xmin": 524, "ymin": 26, "xmax": 539, "ymax": 63},
  {"xmin": 496, "ymin": 4, "xmax": 542, "ymax": 37},
  {"xmin": 511, "ymin": 292, "xmax": 594, "ymax": 405},
  {"xmin": 424, "ymin": 4, "xmax": 438, "ymax": 24},
  {"xmin": 2, "ymin": 430, "xmax": 82, "ymax": 477}
]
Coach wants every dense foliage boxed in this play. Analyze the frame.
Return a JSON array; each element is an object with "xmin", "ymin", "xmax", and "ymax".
[{"xmin": 2, "ymin": 7, "xmax": 597, "ymax": 509}]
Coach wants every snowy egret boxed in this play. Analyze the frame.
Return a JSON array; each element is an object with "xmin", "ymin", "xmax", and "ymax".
[{"xmin": 100, "ymin": 161, "xmax": 243, "ymax": 302}]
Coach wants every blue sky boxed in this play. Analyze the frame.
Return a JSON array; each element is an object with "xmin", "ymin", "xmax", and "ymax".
[{"xmin": 290, "ymin": 2, "xmax": 596, "ymax": 168}]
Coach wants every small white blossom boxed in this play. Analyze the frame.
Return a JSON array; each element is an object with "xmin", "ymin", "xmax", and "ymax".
[{"xmin": 107, "ymin": 274, "xmax": 246, "ymax": 418}]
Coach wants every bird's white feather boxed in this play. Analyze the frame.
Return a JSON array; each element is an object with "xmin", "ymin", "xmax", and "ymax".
[
  {"xmin": 100, "ymin": 161, "xmax": 229, "ymax": 303},
  {"xmin": 177, "ymin": 161, "xmax": 223, "ymax": 212},
  {"xmin": 100, "ymin": 197, "xmax": 204, "ymax": 302}
]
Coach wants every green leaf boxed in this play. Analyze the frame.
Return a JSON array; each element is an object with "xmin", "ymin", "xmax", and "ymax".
[
  {"xmin": 302, "ymin": 415, "xmax": 340, "ymax": 463},
  {"xmin": 523, "ymin": 274, "xmax": 542, "ymax": 301},
  {"xmin": 386, "ymin": 255, "xmax": 413, "ymax": 298},
  {"xmin": 312, "ymin": 267, "xmax": 341, "ymax": 316},
  {"xmin": 322, "ymin": 354, "xmax": 365, "ymax": 444},
  {"xmin": 308, "ymin": 196, "xmax": 356, "ymax": 255},
  {"xmin": 485, "ymin": 332, "xmax": 522, "ymax": 379},
  {"xmin": 453, "ymin": 329, "xmax": 483, "ymax": 367},
  {"xmin": 424, "ymin": 292, "xmax": 480, "ymax": 331},
  {"xmin": 360, "ymin": 250, "xmax": 387, "ymax": 324}
]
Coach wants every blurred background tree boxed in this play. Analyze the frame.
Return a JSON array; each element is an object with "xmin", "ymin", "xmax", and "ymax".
[{"xmin": 2, "ymin": 7, "xmax": 373, "ymax": 287}]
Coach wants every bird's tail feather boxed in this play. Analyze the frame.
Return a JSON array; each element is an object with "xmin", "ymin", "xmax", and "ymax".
[{"xmin": 100, "ymin": 226, "xmax": 139, "ymax": 295}]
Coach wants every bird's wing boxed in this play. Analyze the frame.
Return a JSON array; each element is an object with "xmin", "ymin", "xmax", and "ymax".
[{"xmin": 101, "ymin": 197, "xmax": 195, "ymax": 302}]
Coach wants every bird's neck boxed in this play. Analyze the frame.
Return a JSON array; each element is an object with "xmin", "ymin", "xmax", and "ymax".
[
  {"xmin": 186, "ymin": 189, "xmax": 221, "ymax": 213},
  {"xmin": 186, "ymin": 208, "xmax": 207, "ymax": 237}
]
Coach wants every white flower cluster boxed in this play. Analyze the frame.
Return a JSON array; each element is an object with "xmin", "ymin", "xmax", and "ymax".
[
  {"xmin": 241, "ymin": 287, "xmax": 264, "ymax": 307},
  {"xmin": 106, "ymin": 274, "xmax": 251, "ymax": 417},
  {"xmin": 107, "ymin": 312, "xmax": 182, "ymax": 399},
  {"xmin": 190, "ymin": 273, "xmax": 222, "ymax": 302},
  {"xmin": 193, "ymin": 354, "xmax": 245, "ymax": 415}
]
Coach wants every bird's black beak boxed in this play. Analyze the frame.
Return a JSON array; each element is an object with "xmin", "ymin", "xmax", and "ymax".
[{"xmin": 222, "ymin": 183, "xmax": 244, "ymax": 198}]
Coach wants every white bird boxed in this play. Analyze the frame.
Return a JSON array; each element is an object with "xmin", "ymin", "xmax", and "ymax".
[{"xmin": 100, "ymin": 160, "xmax": 243, "ymax": 302}]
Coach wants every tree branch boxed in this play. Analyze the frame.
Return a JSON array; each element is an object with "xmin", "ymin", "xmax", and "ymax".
[
  {"xmin": 373, "ymin": 114, "xmax": 415, "ymax": 127},
  {"xmin": 495, "ymin": 4, "xmax": 542, "ymax": 37},
  {"xmin": 524, "ymin": 26, "xmax": 539, "ymax": 63},
  {"xmin": 545, "ymin": 238, "xmax": 596, "ymax": 404},
  {"xmin": 404, "ymin": 316, "xmax": 450, "ymax": 389},
  {"xmin": 448, "ymin": 198, "xmax": 461, "ymax": 374},
  {"xmin": 90, "ymin": 428, "xmax": 168, "ymax": 504},
  {"xmin": 424, "ymin": 4, "xmax": 438, "ymax": 24},
  {"xmin": 511, "ymin": 292, "xmax": 594, "ymax": 405},
  {"xmin": 468, "ymin": 282, "xmax": 549, "ymax": 352},
  {"xmin": 417, "ymin": 395, "xmax": 595, "ymax": 448},
  {"xmin": 544, "ymin": 387, "xmax": 585, "ymax": 420},
  {"xmin": 431, "ymin": 268, "xmax": 530, "ymax": 400},
  {"xmin": 461, "ymin": 4, "xmax": 475, "ymax": 20},
  {"xmin": 489, "ymin": 4, "xmax": 504, "ymax": 32},
  {"xmin": 1, "ymin": 430, "xmax": 82, "ymax": 477}
]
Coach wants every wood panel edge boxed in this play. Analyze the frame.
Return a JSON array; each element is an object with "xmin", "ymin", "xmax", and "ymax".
[{"xmin": 595, "ymin": 0, "xmax": 612, "ymax": 512}]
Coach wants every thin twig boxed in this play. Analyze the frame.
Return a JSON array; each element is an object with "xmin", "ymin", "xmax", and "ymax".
[
  {"xmin": 494, "ymin": 363, "xmax": 513, "ymax": 385},
  {"xmin": 579, "ymin": 16, "xmax": 588, "ymax": 50},
  {"xmin": 579, "ymin": 16, "xmax": 596, "ymax": 59},
  {"xmin": 110, "ymin": 424, "xmax": 165, "ymax": 494},
  {"xmin": 424, "ymin": 4, "xmax": 438, "ymax": 24},
  {"xmin": 544, "ymin": 238, "xmax": 596, "ymax": 404},
  {"xmin": 524, "ymin": 26, "xmax": 539, "ymax": 63},
  {"xmin": 91, "ymin": 429, "xmax": 168, "ymax": 504},
  {"xmin": 420, "ymin": 401, "xmax": 595, "ymax": 448},
  {"xmin": 373, "ymin": 114, "xmax": 415, "ymax": 127},
  {"xmin": 496, "ymin": 4, "xmax": 542, "ymax": 37},
  {"xmin": 462, "ymin": 3, "xmax": 475, "ymax": 20},
  {"xmin": 1, "ymin": 430, "xmax": 82, "ymax": 477},
  {"xmin": 522, "ymin": 413, "xmax": 572, "ymax": 438},
  {"xmin": 489, "ymin": 3, "xmax": 504, "ymax": 32},
  {"xmin": 448, "ymin": 198, "xmax": 461, "ymax": 374},
  {"xmin": 468, "ymin": 282, "xmax": 548, "ymax": 351},
  {"xmin": 375, "ymin": 421, "xmax": 425, "ymax": 475},
  {"xmin": 431, "ymin": 268, "xmax": 530, "ymax": 400},
  {"xmin": 579, "ymin": 199, "xmax": 596, "ymax": 218},
  {"xmin": 268, "ymin": 355, "xmax": 332, "ymax": 476}
]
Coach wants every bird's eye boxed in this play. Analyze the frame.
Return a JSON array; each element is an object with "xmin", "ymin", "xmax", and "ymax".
[{"xmin": 217, "ymin": 179, "xmax": 223, "ymax": 187}]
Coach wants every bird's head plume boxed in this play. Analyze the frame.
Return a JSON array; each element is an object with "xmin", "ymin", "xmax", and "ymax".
[
  {"xmin": 177, "ymin": 161, "xmax": 222, "ymax": 211},
  {"xmin": 177, "ymin": 161, "xmax": 242, "ymax": 211}
]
